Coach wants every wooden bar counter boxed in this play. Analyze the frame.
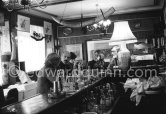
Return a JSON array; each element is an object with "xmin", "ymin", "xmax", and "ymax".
[
  {"xmin": 1, "ymin": 65, "xmax": 164, "ymax": 114},
  {"xmin": 1, "ymin": 77, "xmax": 121, "ymax": 114},
  {"xmin": 1, "ymin": 93, "xmax": 70, "ymax": 114}
]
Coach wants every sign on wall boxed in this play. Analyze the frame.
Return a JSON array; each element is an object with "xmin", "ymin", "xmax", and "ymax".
[
  {"xmin": 17, "ymin": 15, "xmax": 30, "ymax": 32},
  {"xmin": 44, "ymin": 21, "xmax": 52, "ymax": 35}
]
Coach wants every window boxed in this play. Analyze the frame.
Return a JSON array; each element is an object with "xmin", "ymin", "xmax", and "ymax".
[{"xmin": 17, "ymin": 25, "xmax": 45, "ymax": 72}]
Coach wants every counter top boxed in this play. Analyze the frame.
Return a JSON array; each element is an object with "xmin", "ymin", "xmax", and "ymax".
[
  {"xmin": 1, "ymin": 77, "xmax": 107, "ymax": 114},
  {"xmin": 1, "ymin": 93, "xmax": 70, "ymax": 114}
]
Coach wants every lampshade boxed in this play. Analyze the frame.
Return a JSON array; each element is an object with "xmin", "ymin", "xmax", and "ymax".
[{"xmin": 109, "ymin": 21, "xmax": 137, "ymax": 45}]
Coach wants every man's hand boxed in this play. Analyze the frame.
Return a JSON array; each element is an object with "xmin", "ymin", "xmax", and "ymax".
[{"xmin": 113, "ymin": 55, "xmax": 118, "ymax": 59}]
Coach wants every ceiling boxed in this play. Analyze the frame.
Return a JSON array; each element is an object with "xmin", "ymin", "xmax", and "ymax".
[{"xmin": 18, "ymin": 0, "xmax": 164, "ymax": 20}]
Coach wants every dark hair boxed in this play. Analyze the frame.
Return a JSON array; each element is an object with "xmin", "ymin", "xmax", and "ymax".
[
  {"xmin": 94, "ymin": 50, "xmax": 100, "ymax": 54},
  {"xmin": 70, "ymin": 52, "xmax": 77, "ymax": 60},
  {"xmin": 45, "ymin": 52, "xmax": 61, "ymax": 68}
]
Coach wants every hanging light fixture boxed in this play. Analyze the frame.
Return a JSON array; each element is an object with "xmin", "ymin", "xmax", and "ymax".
[
  {"xmin": 87, "ymin": 3, "xmax": 112, "ymax": 32},
  {"xmin": 1, "ymin": 0, "xmax": 47, "ymax": 12}
]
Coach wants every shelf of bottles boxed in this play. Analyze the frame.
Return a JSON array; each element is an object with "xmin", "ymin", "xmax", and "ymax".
[
  {"xmin": 54, "ymin": 38, "xmax": 61, "ymax": 55},
  {"xmin": 60, "ymin": 77, "xmax": 123, "ymax": 114},
  {"xmin": 150, "ymin": 36, "xmax": 166, "ymax": 64}
]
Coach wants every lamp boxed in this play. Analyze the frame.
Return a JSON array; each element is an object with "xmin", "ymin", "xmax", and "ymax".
[
  {"xmin": 2, "ymin": 0, "xmax": 46, "ymax": 11},
  {"xmin": 90, "ymin": 19, "xmax": 111, "ymax": 32},
  {"xmin": 87, "ymin": 4, "xmax": 112, "ymax": 32},
  {"xmin": 93, "ymin": 7, "xmax": 111, "ymax": 30},
  {"xmin": 109, "ymin": 21, "xmax": 137, "ymax": 71}
]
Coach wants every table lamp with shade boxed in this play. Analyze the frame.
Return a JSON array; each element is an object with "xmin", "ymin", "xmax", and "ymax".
[{"xmin": 109, "ymin": 21, "xmax": 137, "ymax": 71}]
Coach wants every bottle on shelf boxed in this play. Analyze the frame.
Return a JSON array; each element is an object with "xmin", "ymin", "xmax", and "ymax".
[{"xmin": 99, "ymin": 88, "xmax": 106, "ymax": 112}]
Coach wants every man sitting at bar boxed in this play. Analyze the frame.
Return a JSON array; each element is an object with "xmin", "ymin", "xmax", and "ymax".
[
  {"xmin": 58, "ymin": 51, "xmax": 73, "ymax": 77},
  {"xmin": 37, "ymin": 52, "xmax": 61, "ymax": 94},
  {"xmin": 69, "ymin": 52, "xmax": 77, "ymax": 69},
  {"xmin": 88, "ymin": 50, "xmax": 101, "ymax": 69}
]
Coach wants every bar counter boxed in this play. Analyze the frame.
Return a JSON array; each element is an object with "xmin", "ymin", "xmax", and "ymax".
[
  {"xmin": 1, "ymin": 93, "xmax": 70, "ymax": 114},
  {"xmin": 2, "ymin": 65, "xmax": 163, "ymax": 114},
  {"xmin": 1, "ymin": 77, "xmax": 122, "ymax": 114}
]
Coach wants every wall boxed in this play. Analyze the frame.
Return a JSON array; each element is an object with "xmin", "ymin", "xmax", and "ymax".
[
  {"xmin": 17, "ymin": 12, "xmax": 58, "ymax": 57},
  {"xmin": 57, "ymin": 10, "xmax": 165, "ymax": 62},
  {"xmin": 0, "ymin": 9, "xmax": 58, "ymax": 84}
]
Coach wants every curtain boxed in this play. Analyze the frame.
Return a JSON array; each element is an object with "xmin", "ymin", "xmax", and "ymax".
[{"xmin": 17, "ymin": 25, "xmax": 45, "ymax": 72}]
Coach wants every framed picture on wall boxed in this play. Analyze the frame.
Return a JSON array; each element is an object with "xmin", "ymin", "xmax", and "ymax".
[
  {"xmin": 17, "ymin": 15, "xmax": 30, "ymax": 32},
  {"xmin": 66, "ymin": 44, "xmax": 83, "ymax": 60},
  {"xmin": 44, "ymin": 21, "xmax": 52, "ymax": 35},
  {"xmin": 86, "ymin": 40, "xmax": 113, "ymax": 62}
]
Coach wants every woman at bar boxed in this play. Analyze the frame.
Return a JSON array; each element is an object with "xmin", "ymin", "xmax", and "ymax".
[{"xmin": 37, "ymin": 52, "xmax": 61, "ymax": 94}]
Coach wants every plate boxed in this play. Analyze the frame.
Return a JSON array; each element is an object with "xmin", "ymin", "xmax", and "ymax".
[{"xmin": 63, "ymin": 27, "xmax": 72, "ymax": 36}]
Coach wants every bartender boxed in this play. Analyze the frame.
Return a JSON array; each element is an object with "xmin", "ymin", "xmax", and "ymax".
[{"xmin": 107, "ymin": 46, "xmax": 120, "ymax": 70}]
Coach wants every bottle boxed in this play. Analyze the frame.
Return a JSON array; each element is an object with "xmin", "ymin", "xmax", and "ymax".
[
  {"xmin": 100, "ymin": 89, "xmax": 106, "ymax": 112},
  {"xmin": 105, "ymin": 90, "xmax": 112, "ymax": 107}
]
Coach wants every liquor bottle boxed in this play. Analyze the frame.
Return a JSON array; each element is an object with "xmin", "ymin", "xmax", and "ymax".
[
  {"xmin": 105, "ymin": 83, "xmax": 112, "ymax": 107},
  {"xmin": 105, "ymin": 90, "xmax": 113, "ymax": 107},
  {"xmin": 100, "ymin": 89, "xmax": 106, "ymax": 112}
]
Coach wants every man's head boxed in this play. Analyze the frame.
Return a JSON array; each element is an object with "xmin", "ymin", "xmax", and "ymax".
[
  {"xmin": 111, "ymin": 46, "xmax": 120, "ymax": 58},
  {"xmin": 93, "ymin": 50, "xmax": 100, "ymax": 61},
  {"xmin": 100, "ymin": 53, "xmax": 105, "ymax": 60},
  {"xmin": 61, "ymin": 51, "xmax": 71, "ymax": 64},
  {"xmin": 69, "ymin": 52, "xmax": 77, "ymax": 64}
]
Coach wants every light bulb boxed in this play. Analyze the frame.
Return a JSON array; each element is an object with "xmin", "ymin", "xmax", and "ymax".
[
  {"xmin": 93, "ymin": 23, "xmax": 98, "ymax": 28},
  {"xmin": 107, "ymin": 19, "xmax": 111, "ymax": 25},
  {"xmin": 99, "ymin": 20, "xmax": 104, "ymax": 25},
  {"xmin": 103, "ymin": 20, "xmax": 108, "ymax": 27}
]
